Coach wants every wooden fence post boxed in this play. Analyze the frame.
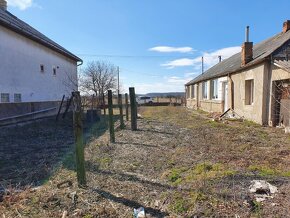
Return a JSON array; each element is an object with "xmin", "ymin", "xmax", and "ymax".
[
  {"xmin": 56, "ymin": 94, "xmax": 65, "ymax": 121},
  {"xmin": 129, "ymin": 87, "xmax": 137, "ymax": 131},
  {"xmin": 125, "ymin": 93, "xmax": 129, "ymax": 121},
  {"xmin": 72, "ymin": 91, "xmax": 86, "ymax": 187},
  {"xmin": 118, "ymin": 94, "xmax": 125, "ymax": 129},
  {"xmin": 102, "ymin": 93, "xmax": 106, "ymax": 115},
  {"xmin": 108, "ymin": 90, "xmax": 115, "ymax": 143}
]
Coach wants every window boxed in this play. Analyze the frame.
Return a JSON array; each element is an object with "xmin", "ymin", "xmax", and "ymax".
[
  {"xmin": 53, "ymin": 67, "xmax": 56, "ymax": 76},
  {"xmin": 245, "ymin": 79, "xmax": 254, "ymax": 105},
  {"xmin": 202, "ymin": 81, "xmax": 208, "ymax": 99},
  {"xmin": 40, "ymin": 64, "xmax": 44, "ymax": 72},
  {"xmin": 186, "ymin": 86, "xmax": 190, "ymax": 98},
  {"xmin": 14, "ymin": 93, "xmax": 22, "ymax": 103},
  {"xmin": 191, "ymin": 85, "xmax": 195, "ymax": 98},
  {"xmin": 210, "ymin": 79, "xmax": 219, "ymax": 99},
  {"xmin": 1, "ymin": 93, "xmax": 10, "ymax": 103}
]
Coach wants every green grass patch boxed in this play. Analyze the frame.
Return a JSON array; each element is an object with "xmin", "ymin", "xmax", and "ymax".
[
  {"xmin": 242, "ymin": 120, "xmax": 261, "ymax": 128},
  {"xmin": 248, "ymin": 165, "xmax": 277, "ymax": 176},
  {"xmin": 166, "ymin": 167, "xmax": 188, "ymax": 185},
  {"xmin": 187, "ymin": 162, "xmax": 236, "ymax": 182},
  {"xmin": 248, "ymin": 165, "xmax": 290, "ymax": 177}
]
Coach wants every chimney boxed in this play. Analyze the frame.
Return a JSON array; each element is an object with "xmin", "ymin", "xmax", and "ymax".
[
  {"xmin": 0, "ymin": 0, "xmax": 7, "ymax": 10},
  {"xmin": 241, "ymin": 26, "xmax": 253, "ymax": 66},
  {"xmin": 283, "ymin": 20, "xmax": 290, "ymax": 33}
]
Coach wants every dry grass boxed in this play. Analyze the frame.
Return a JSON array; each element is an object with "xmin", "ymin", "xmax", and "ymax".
[{"xmin": 1, "ymin": 106, "xmax": 290, "ymax": 217}]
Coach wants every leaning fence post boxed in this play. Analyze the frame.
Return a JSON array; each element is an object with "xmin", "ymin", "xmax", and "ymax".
[
  {"xmin": 118, "ymin": 94, "xmax": 125, "ymax": 129},
  {"xmin": 56, "ymin": 94, "xmax": 65, "ymax": 121},
  {"xmin": 72, "ymin": 91, "xmax": 86, "ymax": 187},
  {"xmin": 129, "ymin": 87, "xmax": 137, "ymax": 131},
  {"xmin": 125, "ymin": 93, "xmax": 129, "ymax": 121},
  {"xmin": 108, "ymin": 90, "xmax": 115, "ymax": 143}
]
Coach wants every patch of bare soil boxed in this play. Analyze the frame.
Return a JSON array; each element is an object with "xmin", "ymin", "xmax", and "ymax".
[{"xmin": 1, "ymin": 106, "xmax": 290, "ymax": 217}]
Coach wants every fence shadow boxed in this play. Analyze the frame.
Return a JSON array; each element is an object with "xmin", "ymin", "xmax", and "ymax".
[
  {"xmin": 92, "ymin": 188, "xmax": 169, "ymax": 218},
  {"xmin": 0, "ymin": 112, "xmax": 117, "ymax": 187}
]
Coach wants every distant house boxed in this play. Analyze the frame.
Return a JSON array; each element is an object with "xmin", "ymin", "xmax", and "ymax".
[
  {"xmin": 185, "ymin": 21, "xmax": 290, "ymax": 126},
  {"xmin": 0, "ymin": 0, "xmax": 82, "ymax": 120}
]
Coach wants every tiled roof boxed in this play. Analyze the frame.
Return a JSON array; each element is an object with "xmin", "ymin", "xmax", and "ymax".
[
  {"xmin": 0, "ymin": 9, "xmax": 82, "ymax": 62},
  {"xmin": 186, "ymin": 30, "xmax": 290, "ymax": 85}
]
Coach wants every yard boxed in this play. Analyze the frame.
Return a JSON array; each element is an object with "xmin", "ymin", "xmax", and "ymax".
[{"xmin": 1, "ymin": 106, "xmax": 290, "ymax": 217}]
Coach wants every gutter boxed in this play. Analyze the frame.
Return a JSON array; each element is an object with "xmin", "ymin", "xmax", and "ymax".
[{"xmin": 77, "ymin": 60, "xmax": 83, "ymax": 67}]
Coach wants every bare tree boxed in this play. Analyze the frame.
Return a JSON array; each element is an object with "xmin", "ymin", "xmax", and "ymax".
[{"xmin": 79, "ymin": 61, "xmax": 118, "ymax": 108}]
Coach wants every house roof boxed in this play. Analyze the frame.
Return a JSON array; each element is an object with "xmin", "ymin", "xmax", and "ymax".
[
  {"xmin": 0, "ymin": 8, "xmax": 82, "ymax": 62},
  {"xmin": 186, "ymin": 30, "xmax": 290, "ymax": 85}
]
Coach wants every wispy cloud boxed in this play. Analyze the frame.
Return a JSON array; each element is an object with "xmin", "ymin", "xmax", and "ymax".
[
  {"xmin": 149, "ymin": 46, "xmax": 195, "ymax": 53},
  {"xmin": 167, "ymin": 76, "xmax": 188, "ymax": 84},
  {"xmin": 161, "ymin": 58, "xmax": 197, "ymax": 69},
  {"xmin": 7, "ymin": 0, "xmax": 37, "ymax": 10},
  {"xmin": 200, "ymin": 46, "xmax": 241, "ymax": 68},
  {"xmin": 161, "ymin": 46, "xmax": 241, "ymax": 69}
]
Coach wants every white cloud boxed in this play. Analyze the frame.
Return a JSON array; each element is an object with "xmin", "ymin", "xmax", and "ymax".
[
  {"xmin": 160, "ymin": 46, "xmax": 241, "ymax": 69},
  {"xmin": 161, "ymin": 58, "xmax": 197, "ymax": 69},
  {"xmin": 167, "ymin": 76, "xmax": 187, "ymax": 84},
  {"xmin": 201, "ymin": 46, "xmax": 241, "ymax": 68},
  {"xmin": 7, "ymin": 0, "xmax": 33, "ymax": 10},
  {"xmin": 149, "ymin": 46, "xmax": 194, "ymax": 53}
]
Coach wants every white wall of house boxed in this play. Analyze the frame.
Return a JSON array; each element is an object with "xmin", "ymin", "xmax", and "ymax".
[{"xmin": 0, "ymin": 25, "xmax": 78, "ymax": 103}]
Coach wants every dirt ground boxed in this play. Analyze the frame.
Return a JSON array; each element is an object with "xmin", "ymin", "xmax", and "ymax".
[{"xmin": 1, "ymin": 106, "xmax": 290, "ymax": 217}]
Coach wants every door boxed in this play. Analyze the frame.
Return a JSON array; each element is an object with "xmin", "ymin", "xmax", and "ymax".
[{"xmin": 223, "ymin": 82, "xmax": 228, "ymax": 112}]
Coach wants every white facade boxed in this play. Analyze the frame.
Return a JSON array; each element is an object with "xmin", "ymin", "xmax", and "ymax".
[{"xmin": 0, "ymin": 25, "xmax": 78, "ymax": 103}]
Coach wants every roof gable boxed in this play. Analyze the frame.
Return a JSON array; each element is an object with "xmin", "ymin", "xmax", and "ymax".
[
  {"xmin": 187, "ymin": 30, "xmax": 290, "ymax": 85},
  {"xmin": 0, "ymin": 9, "xmax": 82, "ymax": 62}
]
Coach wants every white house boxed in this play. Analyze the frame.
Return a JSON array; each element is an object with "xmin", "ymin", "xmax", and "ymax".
[{"xmin": 0, "ymin": 0, "xmax": 82, "ymax": 119}]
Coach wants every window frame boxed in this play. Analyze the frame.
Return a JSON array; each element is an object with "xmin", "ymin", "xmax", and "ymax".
[
  {"xmin": 210, "ymin": 79, "xmax": 219, "ymax": 100},
  {"xmin": 186, "ymin": 86, "xmax": 190, "ymax": 99},
  {"xmin": 40, "ymin": 64, "xmax": 44, "ymax": 72},
  {"xmin": 202, "ymin": 81, "xmax": 208, "ymax": 99},
  {"xmin": 1, "ymin": 93, "xmax": 10, "ymax": 103},
  {"xmin": 52, "ymin": 66, "xmax": 57, "ymax": 76},
  {"xmin": 245, "ymin": 79, "xmax": 254, "ymax": 105},
  {"xmin": 191, "ymin": 84, "xmax": 195, "ymax": 99},
  {"xmin": 14, "ymin": 93, "xmax": 22, "ymax": 103}
]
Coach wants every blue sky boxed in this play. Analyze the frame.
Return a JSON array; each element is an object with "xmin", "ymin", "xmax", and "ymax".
[{"xmin": 7, "ymin": 0, "xmax": 290, "ymax": 93}]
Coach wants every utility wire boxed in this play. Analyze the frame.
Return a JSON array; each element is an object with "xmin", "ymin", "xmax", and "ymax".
[{"xmin": 76, "ymin": 53, "xmax": 195, "ymax": 59}]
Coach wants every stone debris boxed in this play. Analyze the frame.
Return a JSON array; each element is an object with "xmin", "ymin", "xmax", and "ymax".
[
  {"xmin": 249, "ymin": 180, "xmax": 278, "ymax": 202},
  {"xmin": 133, "ymin": 207, "xmax": 146, "ymax": 218}
]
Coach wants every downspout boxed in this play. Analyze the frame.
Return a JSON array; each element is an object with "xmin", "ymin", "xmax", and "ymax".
[{"xmin": 77, "ymin": 60, "xmax": 83, "ymax": 92}]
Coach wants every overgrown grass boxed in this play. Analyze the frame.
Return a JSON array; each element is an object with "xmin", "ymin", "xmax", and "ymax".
[{"xmin": 248, "ymin": 165, "xmax": 290, "ymax": 177}]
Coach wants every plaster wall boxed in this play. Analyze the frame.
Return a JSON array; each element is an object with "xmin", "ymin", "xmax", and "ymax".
[{"xmin": 0, "ymin": 25, "xmax": 77, "ymax": 103}]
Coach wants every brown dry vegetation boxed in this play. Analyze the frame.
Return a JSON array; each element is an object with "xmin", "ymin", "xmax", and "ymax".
[{"xmin": 1, "ymin": 106, "xmax": 290, "ymax": 217}]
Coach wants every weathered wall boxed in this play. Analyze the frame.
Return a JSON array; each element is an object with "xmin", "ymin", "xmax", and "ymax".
[
  {"xmin": 0, "ymin": 25, "xmax": 78, "ymax": 103},
  {"xmin": 199, "ymin": 100, "xmax": 223, "ymax": 112},
  {"xmin": 231, "ymin": 63, "xmax": 266, "ymax": 124},
  {"xmin": 186, "ymin": 76, "xmax": 227, "ymax": 113}
]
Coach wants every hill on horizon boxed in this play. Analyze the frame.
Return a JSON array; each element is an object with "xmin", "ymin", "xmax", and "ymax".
[{"xmin": 136, "ymin": 92, "xmax": 185, "ymax": 97}]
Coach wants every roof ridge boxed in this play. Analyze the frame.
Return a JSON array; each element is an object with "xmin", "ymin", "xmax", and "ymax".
[{"xmin": 186, "ymin": 30, "xmax": 290, "ymax": 85}]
